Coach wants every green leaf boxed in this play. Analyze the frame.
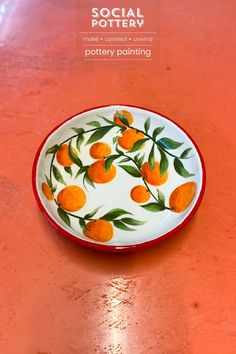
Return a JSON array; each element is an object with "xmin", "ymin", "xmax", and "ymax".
[
  {"xmin": 45, "ymin": 175, "xmax": 53, "ymax": 189},
  {"xmin": 158, "ymin": 147, "xmax": 169, "ymax": 176},
  {"xmin": 87, "ymin": 121, "xmax": 101, "ymax": 128},
  {"xmin": 119, "ymin": 165, "xmax": 141, "ymax": 178},
  {"xmin": 148, "ymin": 144, "xmax": 155, "ymax": 169},
  {"xmin": 57, "ymin": 207, "xmax": 71, "ymax": 227},
  {"xmin": 45, "ymin": 175, "xmax": 57, "ymax": 193},
  {"xmin": 128, "ymin": 138, "xmax": 149, "ymax": 153},
  {"xmin": 116, "ymin": 111, "xmax": 129, "ymax": 126},
  {"xmin": 157, "ymin": 189, "xmax": 165, "ymax": 205},
  {"xmin": 68, "ymin": 141, "xmax": 82, "ymax": 168},
  {"xmin": 115, "ymin": 145, "xmax": 124, "ymax": 155},
  {"xmin": 134, "ymin": 153, "xmax": 140, "ymax": 163},
  {"xmin": 51, "ymin": 185, "xmax": 57, "ymax": 193},
  {"xmin": 101, "ymin": 208, "xmax": 132, "ymax": 221},
  {"xmin": 152, "ymin": 126, "xmax": 164, "ymax": 140},
  {"xmin": 141, "ymin": 203, "xmax": 165, "ymax": 212},
  {"xmin": 119, "ymin": 127, "xmax": 127, "ymax": 133},
  {"xmin": 79, "ymin": 218, "xmax": 87, "ymax": 230},
  {"xmin": 52, "ymin": 165, "xmax": 66, "ymax": 185},
  {"xmin": 76, "ymin": 134, "xmax": 85, "ymax": 152},
  {"xmin": 158, "ymin": 137, "xmax": 183, "ymax": 150},
  {"xmin": 97, "ymin": 115, "xmax": 114, "ymax": 125},
  {"xmin": 86, "ymin": 126, "xmax": 113, "ymax": 145},
  {"xmin": 105, "ymin": 155, "xmax": 120, "ymax": 171},
  {"xmin": 83, "ymin": 172, "xmax": 95, "ymax": 189},
  {"xmin": 64, "ymin": 166, "xmax": 72, "ymax": 177},
  {"xmin": 113, "ymin": 220, "xmax": 135, "ymax": 231},
  {"xmin": 144, "ymin": 117, "xmax": 151, "ymax": 133},
  {"xmin": 75, "ymin": 166, "xmax": 88, "ymax": 178},
  {"xmin": 174, "ymin": 158, "xmax": 195, "ymax": 177},
  {"xmin": 120, "ymin": 218, "xmax": 145, "ymax": 226},
  {"xmin": 113, "ymin": 136, "xmax": 118, "ymax": 144},
  {"xmin": 137, "ymin": 154, "xmax": 145, "ymax": 168},
  {"xmin": 45, "ymin": 145, "xmax": 59, "ymax": 156},
  {"xmin": 119, "ymin": 157, "xmax": 130, "ymax": 163},
  {"xmin": 72, "ymin": 127, "xmax": 84, "ymax": 135},
  {"xmin": 180, "ymin": 148, "xmax": 192, "ymax": 159},
  {"xmin": 84, "ymin": 206, "xmax": 102, "ymax": 219}
]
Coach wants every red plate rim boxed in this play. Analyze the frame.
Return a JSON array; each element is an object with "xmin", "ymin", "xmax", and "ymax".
[{"xmin": 32, "ymin": 104, "xmax": 206, "ymax": 252}]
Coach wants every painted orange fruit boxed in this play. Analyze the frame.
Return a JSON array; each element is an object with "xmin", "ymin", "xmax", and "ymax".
[
  {"xmin": 118, "ymin": 128, "xmax": 145, "ymax": 150},
  {"xmin": 169, "ymin": 182, "xmax": 197, "ymax": 212},
  {"xmin": 90, "ymin": 142, "xmax": 111, "ymax": 159},
  {"xmin": 57, "ymin": 185, "xmax": 86, "ymax": 212},
  {"xmin": 83, "ymin": 219, "xmax": 113, "ymax": 242},
  {"xmin": 130, "ymin": 185, "xmax": 151, "ymax": 203},
  {"xmin": 88, "ymin": 159, "xmax": 116, "ymax": 184},
  {"xmin": 114, "ymin": 110, "xmax": 134, "ymax": 127},
  {"xmin": 56, "ymin": 144, "xmax": 78, "ymax": 167},
  {"xmin": 42, "ymin": 182, "xmax": 54, "ymax": 201},
  {"xmin": 141, "ymin": 162, "xmax": 168, "ymax": 186}
]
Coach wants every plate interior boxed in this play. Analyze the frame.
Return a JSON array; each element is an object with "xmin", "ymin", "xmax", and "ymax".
[{"xmin": 35, "ymin": 105, "xmax": 203, "ymax": 247}]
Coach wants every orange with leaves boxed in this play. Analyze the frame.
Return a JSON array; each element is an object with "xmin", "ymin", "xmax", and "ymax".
[
  {"xmin": 114, "ymin": 110, "xmax": 134, "ymax": 127},
  {"xmin": 90, "ymin": 142, "xmax": 111, "ymax": 159},
  {"xmin": 88, "ymin": 159, "xmax": 116, "ymax": 184},
  {"xmin": 83, "ymin": 219, "xmax": 113, "ymax": 242},
  {"xmin": 42, "ymin": 182, "xmax": 54, "ymax": 201},
  {"xmin": 57, "ymin": 185, "xmax": 86, "ymax": 212},
  {"xmin": 130, "ymin": 185, "xmax": 151, "ymax": 203},
  {"xmin": 56, "ymin": 144, "xmax": 78, "ymax": 167},
  {"xmin": 169, "ymin": 182, "xmax": 197, "ymax": 212},
  {"xmin": 141, "ymin": 162, "xmax": 168, "ymax": 186},
  {"xmin": 118, "ymin": 129, "xmax": 145, "ymax": 150}
]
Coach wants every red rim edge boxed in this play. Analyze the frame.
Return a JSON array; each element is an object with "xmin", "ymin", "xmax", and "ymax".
[{"xmin": 32, "ymin": 104, "xmax": 206, "ymax": 252}]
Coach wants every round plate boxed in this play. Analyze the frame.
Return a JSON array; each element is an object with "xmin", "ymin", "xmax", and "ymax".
[{"xmin": 32, "ymin": 105, "xmax": 205, "ymax": 252}]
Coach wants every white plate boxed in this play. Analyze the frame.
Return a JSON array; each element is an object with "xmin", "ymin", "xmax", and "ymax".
[{"xmin": 32, "ymin": 105, "xmax": 205, "ymax": 251}]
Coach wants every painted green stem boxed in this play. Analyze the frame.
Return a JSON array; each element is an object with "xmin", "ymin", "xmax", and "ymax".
[
  {"xmin": 55, "ymin": 199, "xmax": 94, "ymax": 221},
  {"xmin": 120, "ymin": 153, "xmax": 171, "ymax": 211},
  {"xmin": 49, "ymin": 124, "xmax": 118, "ymax": 183},
  {"xmin": 48, "ymin": 116, "xmax": 176, "ymax": 211},
  {"xmin": 128, "ymin": 124, "xmax": 182, "ymax": 159}
]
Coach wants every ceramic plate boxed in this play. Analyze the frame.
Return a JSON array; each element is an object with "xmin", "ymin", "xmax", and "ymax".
[{"xmin": 32, "ymin": 105, "xmax": 205, "ymax": 251}]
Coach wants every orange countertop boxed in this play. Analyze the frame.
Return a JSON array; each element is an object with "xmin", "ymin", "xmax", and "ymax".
[{"xmin": 0, "ymin": 1, "xmax": 236, "ymax": 353}]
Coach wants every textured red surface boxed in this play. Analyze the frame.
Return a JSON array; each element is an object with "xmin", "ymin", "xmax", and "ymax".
[{"xmin": 0, "ymin": 1, "xmax": 236, "ymax": 353}]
